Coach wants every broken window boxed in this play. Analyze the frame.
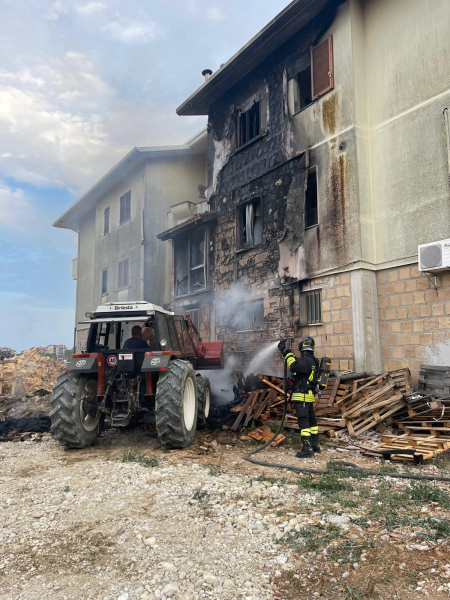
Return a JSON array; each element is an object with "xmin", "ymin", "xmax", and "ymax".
[
  {"xmin": 238, "ymin": 101, "xmax": 260, "ymax": 147},
  {"xmin": 291, "ymin": 35, "xmax": 334, "ymax": 114},
  {"xmin": 104, "ymin": 207, "xmax": 110, "ymax": 235},
  {"xmin": 236, "ymin": 299, "xmax": 265, "ymax": 331},
  {"xmin": 237, "ymin": 199, "xmax": 262, "ymax": 250},
  {"xmin": 305, "ymin": 168, "xmax": 318, "ymax": 228},
  {"xmin": 174, "ymin": 228, "xmax": 207, "ymax": 297},
  {"xmin": 302, "ymin": 290, "xmax": 322, "ymax": 325},
  {"xmin": 119, "ymin": 191, "xmax": 131, "ymax": 225},
  {"xmin": 118, "ymin": 258, "xmax": 129, "ymax": 290},
  {"xmin": 101, "ymin": 267, "xmax": 108, "ymax": 295}
]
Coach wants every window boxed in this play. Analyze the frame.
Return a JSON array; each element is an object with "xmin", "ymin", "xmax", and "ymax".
[
  {"xmin": 104, "ymin": 207, "xmax": 110, "ymax": 235},
  {"xmin": 238, "ymin": 101, "xmax": 260, "ymax": 147},
  {"xmin": 118, "ymin": 258, "xmax": 129, "ymax": 290},
  {"xmin": 101, "ymin": 268, "xmax": 108, "ymax": 295},
  {"xmin": 305, "ymin": 169, "xmax": 318, "ymax": 228},
  {"xmin": 174, "ymin": 228, "xmax": 206, "ymax": 297},
  {"xmin": 237, "ymin": 199, "xmax": 262, "ymax": 250},
  {"xmin": 291, "ymin": 35, "xmax": 334, "ymax": 114},
  {"xmin": 303, "ymin": 290, "xmax": 322, "ymax": 325},
  {"xmin": 294, "ymin": 64, "xmax": 313, "ymax": 113},
  {"xmin": 119, "ymin": 191, "xmax": 131, "ymax": 225},
  {"xmin": 236, "ymin": 299, "xmax": 265, "ymax": 331}
]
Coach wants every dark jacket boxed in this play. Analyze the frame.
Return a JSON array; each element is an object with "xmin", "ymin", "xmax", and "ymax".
[
  {"xmin": 284, "ymin": 350, "xmax": 320, "ymax": 400},
  {"xmin": 123, "ymin": 337, "xmax": 149, "ymax": 349}
]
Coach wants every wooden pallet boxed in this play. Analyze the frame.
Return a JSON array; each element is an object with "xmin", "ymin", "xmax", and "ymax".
[
  {"xmin": 360, "ymin": 437, "xmax": 447, "ymax": 463},
  {"xmin": 346, "ymin": 397, "xmax": 405, "ymax": 437}
]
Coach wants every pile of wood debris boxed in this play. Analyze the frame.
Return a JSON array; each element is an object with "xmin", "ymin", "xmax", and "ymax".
[
  {"xmin": 0, "ymin": 347, "xmax": 62, "ymax": 396},
  {"xmin": 231, "ymin": 366, "xmax": 450, "ymax": 463}
]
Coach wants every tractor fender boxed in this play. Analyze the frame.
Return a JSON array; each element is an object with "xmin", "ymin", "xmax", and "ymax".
[
  {"xmin": 66, "ymin": 357, "xmax": 98, "ymax": 373},
  {"xmin": 141, "ymin": 354, "xmax": 172, "ymax": 372}
]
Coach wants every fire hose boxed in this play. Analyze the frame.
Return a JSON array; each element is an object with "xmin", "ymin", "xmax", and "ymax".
[{"xmin": 244, "ymin": 340, "xmax": 450, "ymax": 483}]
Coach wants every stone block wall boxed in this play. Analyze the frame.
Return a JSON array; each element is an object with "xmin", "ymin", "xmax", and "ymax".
[
  {"xmin": 293, "ymin": 273, "xmax": 354, "ymax": 372},
  {"xmin": 377, "ymin": 266, "xmax": 450, "ymax": 383}
]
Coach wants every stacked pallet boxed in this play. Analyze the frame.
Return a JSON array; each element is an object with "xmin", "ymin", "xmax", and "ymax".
[{"xmin": 336, "ymin": 372, "xmax": 410, "ymax": 437}]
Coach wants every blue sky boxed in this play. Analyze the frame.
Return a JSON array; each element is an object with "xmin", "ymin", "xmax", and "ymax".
[{"xmin": 0, "ymin": 0, "xmax": 289, "ymax": 351}]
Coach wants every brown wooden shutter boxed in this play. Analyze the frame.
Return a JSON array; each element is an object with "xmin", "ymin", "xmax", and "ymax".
[{"xmin": 311, "ymin": 35, "xmax": 334, "ymax": 100}]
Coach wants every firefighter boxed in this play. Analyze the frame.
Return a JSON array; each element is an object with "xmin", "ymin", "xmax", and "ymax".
[{"xmin": 278, "ymin": 336, "xmax": 320, "ymax": 458}]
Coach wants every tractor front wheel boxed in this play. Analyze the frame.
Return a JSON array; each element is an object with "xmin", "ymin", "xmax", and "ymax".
[
  {"xmin": 50, "ymin": 373, "xmax": 101, "ymax": 449},
  {"xmin": 155, "ymin": 360, "xmax": 198, "ymax": 448},
  {"xmin": 196, "ymin": 376, "xmax": 211, "ymax": 430}
]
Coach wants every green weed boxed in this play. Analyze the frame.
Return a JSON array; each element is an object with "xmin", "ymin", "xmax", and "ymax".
[
  {"xmin": 192, "ymin": 489, "xmax": 210, "ymax": 503},
  {"xmin": 207, "ymin": 464, "xmax": 223, "ymax": 477},
  {"xmin": 279, "ymin": 522, "xmax": 342, "ymax": 554},
  {"xmin": 120, "ymin": 451, "xmax": 159, "ymax": 468}
]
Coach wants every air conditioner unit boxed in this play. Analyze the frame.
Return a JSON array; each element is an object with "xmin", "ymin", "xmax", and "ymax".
[{"xmin": 418, "ymin": 239, "xmax": 450, "ymax": 272}]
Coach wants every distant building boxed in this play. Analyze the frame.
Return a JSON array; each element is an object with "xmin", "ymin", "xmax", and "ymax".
[
  {"xmin": 159, "ymin": 0, "xmax": 450, "ymax": 382},
  {"xmin": 54, "ymin": 131, "xmax": 207, "ymax": 351}
]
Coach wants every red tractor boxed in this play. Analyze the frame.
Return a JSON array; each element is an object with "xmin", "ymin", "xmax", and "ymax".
[{"xmin": 50, "ymin": 302, "xmax": 223, "ymax": 449}]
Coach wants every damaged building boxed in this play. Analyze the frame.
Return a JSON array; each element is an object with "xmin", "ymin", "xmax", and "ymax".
[
  {"xmin": 54, "ymin": 130, "xmax": 207, "ymax": 350},
  {"xmin": 158, "ymin": 0, "xmax": 450, "ymax": 382}
]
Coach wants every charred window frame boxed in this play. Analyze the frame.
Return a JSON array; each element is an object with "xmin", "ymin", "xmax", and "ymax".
[
  {"xmin": 118, "ymin": 257, "xmax": 129, "ymax": 291},
  {"xmin": 288, "ymin": 35, "xmax": 334, "ymax": 116},
  {"xmin": 104, "ymin": 207, "xmax": 110, "ymax": 235},
  {"xmin": 305, "ymin": 167, "xmax": 318, "ymax": 228},
  {"xmin": 119, "ymin": 191, "xmax": 131, "ymax": 225},
  {"xmin": 236, "ymin": 299, "xmax": 265, "ymax": 332},
  {"xmin": 236, "ymin": 198, "xmax": 262, "ymax": 251},
  {"xmin": 301, "ymin": 290, "xmax": 322, "ymax": 325},
  {"xmin": 101, "ymin": 267, "xmax": 108, "ymax": 295},
  {"xmin": 235, "ymin": 87, "xmax": 268, "ymax": 151},
  {"xmin": 174, "ymin": 227, "xmax": 207, "ymax": 297}
]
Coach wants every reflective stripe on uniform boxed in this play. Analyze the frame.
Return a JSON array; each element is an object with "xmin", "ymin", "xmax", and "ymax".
[
  {"xmin": 301, "ymin": 428, "xmax": 311, "ymax": 437},
  {"xmin": 285, "ymin": 352, "xmax": 296, "ymax": 368},
  {"xmin": 291, "ymin": 391, "xmax": 316, "ymax": 402},
  {"xmin": 310, "ymin": 426, "xmax": 319, "ymax": 434}
]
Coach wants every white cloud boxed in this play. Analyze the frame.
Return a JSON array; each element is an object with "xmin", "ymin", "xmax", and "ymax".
[
  {"xmin": 45, "ymin": 1, "xmax": 69, "ymax": 21},
  {"xmin": 0, "ymin": 182, "xmax": 38, "ymax": 232},
  {"xmin": 75, "ymin": 2, "xmax": 107, "ymax": 15},
  {"xmin": 101, "ymin": 17, "xmax": 166, "ymax": 44},
  {"xmin": 0, "ymin": 53, "xmax": 127, "ymax": 190},
  {"xmin": 206, "ymin": 7, "xmax": 225, "ymax": 21}
]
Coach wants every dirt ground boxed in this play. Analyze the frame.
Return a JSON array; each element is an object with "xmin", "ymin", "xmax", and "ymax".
[{"xmin": 1, "ymin": 427, "xmax": 450, "ymax": 600}]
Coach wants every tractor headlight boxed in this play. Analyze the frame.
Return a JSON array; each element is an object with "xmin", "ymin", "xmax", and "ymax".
[
  {"xmin": 85, "ymin": 312, "xmax": 94, "ymax": 318},
  {"xmin": 160, "ymin": 339, "xmax": 167, "ymax": 348}
]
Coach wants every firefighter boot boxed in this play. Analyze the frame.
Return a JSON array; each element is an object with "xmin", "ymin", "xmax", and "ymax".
[
  {"xmin": 296, "ymin": 436, "xmax": 314, "ymax": 459},
  {"xmin": 311, "ymin": 433, "xmax": 321, "ymax": 453}
]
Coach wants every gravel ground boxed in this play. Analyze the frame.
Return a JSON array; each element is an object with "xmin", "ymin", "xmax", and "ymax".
[{"xmin": 1, "ymin": 430, "xmax": 450, "ymax": 600}]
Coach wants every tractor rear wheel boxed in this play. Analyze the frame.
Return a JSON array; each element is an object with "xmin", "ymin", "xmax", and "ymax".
[
  {"xmin": 196, "ymin": 376, "xmax": 211, "ymax": 430},
  {"xmin": 50, "ymin": 373, "xmax": 101, "ymax": 449},
  {"xmin": 155, "ymin": 360, "xmax": 198, "ymax": 448}
]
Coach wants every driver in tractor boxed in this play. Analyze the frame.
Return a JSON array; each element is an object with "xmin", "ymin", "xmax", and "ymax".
[{"xmin": 123, "ymin": 325, "xmax": 150, "ymax": 349}]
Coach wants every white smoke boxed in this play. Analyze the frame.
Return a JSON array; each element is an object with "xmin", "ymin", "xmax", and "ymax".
[
  {"xmin": 198, "ymin": 356, "xmax": 237, "ymax": 406},
  {"xmin": 244, "ymin": 341, "xmax": 279, "ymax": 377},
  {"xmin": 422, "ymin": 340, "xmax": 450, "ymax": 367}
]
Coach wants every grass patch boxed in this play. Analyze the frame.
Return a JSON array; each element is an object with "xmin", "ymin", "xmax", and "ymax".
[
  {"xmin": 405, "ymin": 481, "xmax": 450, "ymax": 508},
  {"xmin": 207, "ymin": 464, "xmax": 223, "ymax": 477},
  {"xmin": 344, "ymin": 584, "xmax": 374, "ymax": 600},
  {"xmin": 251, "ymin": 472, "xmax": 289, "ymax": 486},
  {"xmin": 299, "ymin": 471, "xmax": 353, "ymax": 494},
  {"xmin": 120, "ymin": 451, "xmax": 159, "ymax": 468},
  {"xmin": 424, "ymin": 517, "xmax": 450, "ymax": 538},
  {"xmin": 329, "ymin": 539, "xmax": 376, "ymax": 563},
  {"xmin": 192, "ymin": 489, "xmax": 210, "ymax": 503},
  {"xmin": 279, "ymin": 522, "xmax": 342, "ymax": 554}
]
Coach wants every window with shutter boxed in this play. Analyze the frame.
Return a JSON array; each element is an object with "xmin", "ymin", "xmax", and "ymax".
[
  {"xmin": 119, "ymin": 191, "xmax": 131, "ymax": 225},
  {"xmin": 118, "ymin": 258, "xmax": 129, "ymax": 290},
  {"xmin": 311, "ymin": 35, "xmax": 334, "ymax": 100}
]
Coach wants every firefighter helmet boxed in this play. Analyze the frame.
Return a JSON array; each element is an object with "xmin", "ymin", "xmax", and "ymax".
[{"xmin": 299, "ymin": 336, "xmax": 315, "ymax": 352}]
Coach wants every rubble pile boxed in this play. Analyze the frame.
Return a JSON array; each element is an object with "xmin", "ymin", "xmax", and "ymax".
[
  {"xmin": 0, "ymin": 347, "xmax": 62, "ymax": 396},
  {"xmin": 232, "ymin": 367, "xmax": 450, "ymax": 463}
]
